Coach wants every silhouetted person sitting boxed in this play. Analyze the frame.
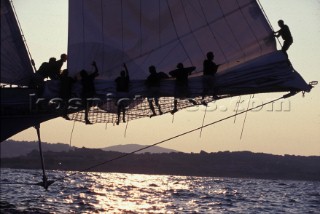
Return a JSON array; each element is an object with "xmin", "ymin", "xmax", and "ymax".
[
  {"xmin": 146, "ymin": 65, "xmax": 163, "ymax": 117},
  {"xmin": 50, "ymin": 53, "xmax": 68, "ymax": 80},
  {"xmin": 169, "ymin": 63, "xmax": 197, "ymax": 114},
  {"xmin": 80, "ymin": 61, "xmax": 99, "ymax": 124},
  {"xmin": 274, "ymin": 20, "xmax": 293, "ymax": 57},
  {"xmin": 59, "ymin": 69, "xmax": 76, "ymax": 120},
  {"xmin": 115, "ymin": 63, "xmax": 130, "ymax": 125},
  {"xmin": 202, "ymin": 51, "xmax": 220, "ymax": 105}
]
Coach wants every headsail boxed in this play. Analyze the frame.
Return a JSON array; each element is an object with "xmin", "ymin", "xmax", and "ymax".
[
  {"xmin": 65, "ymin": 0, "xmax": 312, "ymax": 125},
  {"xmin": 68, "ymin": 0, "xmax": 276, "ymax": 79},
  {"xmin": 1, "ymin": 0, "xmax": 34, "ymax": 86}
]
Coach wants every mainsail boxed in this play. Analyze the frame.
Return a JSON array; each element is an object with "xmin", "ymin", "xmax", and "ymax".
[
  {"xmin": 68, "ymin": 0, "xmax": 276, "ymax": 79},
  {"xmin": 1, "ymin": 0, "xmax": 34, "ymax": 86}
]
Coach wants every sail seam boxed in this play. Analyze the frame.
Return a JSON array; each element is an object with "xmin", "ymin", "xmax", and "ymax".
[
  {"xmin": 165, "ymin": 0, "xmax": 192, "ymax": 66},
  {"xmin": 236, "ymin": 0, "xmax": 263, "ymax": 56},
  {"xmin": 198, "ymin": 0, "xmax": 228, "ymax": 62},
  {"xmin": 180, "ymin": 0, "xmax": 205, "ymax": 58},
  {"xmin": 216, "ymin": 0, "xmax": 246, "ymax": 60}
]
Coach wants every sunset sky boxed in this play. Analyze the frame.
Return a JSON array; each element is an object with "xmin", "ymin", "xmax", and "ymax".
[{"xmin": 9, "ymin": 0, "xmax": 320, "ymax": 156}]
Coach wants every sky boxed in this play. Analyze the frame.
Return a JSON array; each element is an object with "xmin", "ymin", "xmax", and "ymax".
[{"xmin": 8, "ymin": 0, "xmax": 320, "ymax": 156}]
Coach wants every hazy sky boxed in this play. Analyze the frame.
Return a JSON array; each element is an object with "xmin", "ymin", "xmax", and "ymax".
[{"xmin": 9, "ymin": 0, "xmax": 320, "ymax": 156}]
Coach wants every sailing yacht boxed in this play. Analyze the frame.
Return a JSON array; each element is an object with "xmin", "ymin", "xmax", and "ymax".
[{"xmin": 1, "ymin": 0, "xmax": 314, "ymax": 141}]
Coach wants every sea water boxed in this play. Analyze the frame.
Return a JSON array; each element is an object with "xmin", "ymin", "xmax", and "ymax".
[{"xmin": 1, "ymin": 168, "xmax": 319, "ymax": 213}]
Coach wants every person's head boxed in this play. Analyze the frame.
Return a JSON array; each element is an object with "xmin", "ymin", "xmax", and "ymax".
[
  {"xmin": 149, "ymin": 65, "xmax": 156, "ymax": 74},
  {"xmin": 61, "ymin": 69, "xmax": 68, "ymax": 76},
  {"xmin": 120, "ymin": 70, "xmax": 126, "ymax": 77},
  {"xmin": 278, "ymin": 20, "xmax": 284, "ymax": 27},
  {"xmin": 207, "ymin": 52, "xmax": 214, "ymax": 60},
  {"xmin": 177, "ymin": 63, "xmax": 184, "ymax": 69},
  {"xmin": 60, "ymin": 53, "xmax": 68, "ymax": 62},
  {"xmin": 80, "ymin": 69, "xmax": 88, "ymax": 78},
  {"xmin": 49, "ymin": 57, "xmax": 56, "ymax": 63}
]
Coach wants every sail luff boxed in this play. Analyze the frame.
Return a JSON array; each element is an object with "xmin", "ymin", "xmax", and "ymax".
[{"xmin": 1, "ymin": 0, "xmax": 34, "ymax": 86}]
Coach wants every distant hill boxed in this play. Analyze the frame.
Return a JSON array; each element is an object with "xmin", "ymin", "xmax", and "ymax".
[
  {"xmin": 1, "ymin": 140, "xmax": 72, "ymax": 158},
  {"xmin": 0, "ymin": 140, "xmax": 178, "ymax": 158},
  {"xmin": 1, "ymin": 148, "xmax": 320, "ymax": 181},
  {"xmin": 102, "ymin": 144, "xmax": 179, "ymax": 154}
]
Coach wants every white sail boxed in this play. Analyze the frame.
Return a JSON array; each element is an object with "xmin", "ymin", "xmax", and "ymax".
[
  {"xmin": 1, "ymin": 0, "xmax": 34, "ymax": 86},
  {"xmin": 68, "ymin": 0, "xmax": 276, "ymax": 79}
]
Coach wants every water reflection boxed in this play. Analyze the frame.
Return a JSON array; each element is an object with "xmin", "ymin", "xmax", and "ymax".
[{"xmin": 1, "ymin": 169, "xmax": 319, "ymax": 213}]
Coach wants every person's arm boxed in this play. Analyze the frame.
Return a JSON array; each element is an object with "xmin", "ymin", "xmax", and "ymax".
[
  {"xmin": 91, "ymin": 61, "xmax": 99, "ymax": 77},
  {"xmin": 123, "ymin": 63, "xmax": 129, "ymax": 78},
  {"xmin": 273, "ymin": 29, "xmax": 281, "ymax": 38}
]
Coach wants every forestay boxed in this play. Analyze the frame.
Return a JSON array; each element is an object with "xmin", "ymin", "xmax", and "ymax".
[{"xmin": 68, "ymin": 0, "xmax": 276, "ymax": 79}]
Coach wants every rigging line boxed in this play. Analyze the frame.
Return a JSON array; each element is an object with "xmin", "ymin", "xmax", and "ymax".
[
  {"xmin": 78, "ymin": 95, "xmax": 287, "ymax": 173},
  {"xmin": 256, "ymin": 0, "xmax": 274, "ymax": 31},
  {"xmin": 240, "ymin": 95, "xmax": 253, "ymax": 140},
  {"xmin": 198, "ymin": 0, "xmax": 228, "ymax": 62},
  {"xmin": 158, "ymin": 0, "xmax": 161, "ymax": 46},
  {"xmin": 234, "ymin": 96, "xmax": 242, "ymax": 123},
  {"xmin": 9, "ymin": 0, "xmax": 36, "ymax": 72},
  {"xmin": 236, "ymin": 0, "xmax": 263, "ymax": 55},
  {"xmin": 52, "ymin": 94, "xmax": 290, "ymax": 183},
  {"xmin": 124, "ymin": 114, "xmax": 129, "ymax": 137},
  {"xmin": 199, "ymin": 105, "xmax": 208, "ymax": 138},
  {"xmin": 256, "ymin": 0, "xmax": 282, "ymax": 48},
  {"xmin": 139, "ymin": 0, "xmax": 142, "ymax": 56},
  {"xmin": 81, "ymin": 0, "xmax": 86, "ymax": 69},
  {"xmin": 180, "ymin": 0, "xmax": 205, "ymax": 57},
  {"xmin": 216, "ymin": 0, "xmax": 246, "ymax": 58},
  {"xmin": 110, "ymin": 0, "xmax": 256, "ymax": 73},
  {"xmin": 165, "ymin": 0, "xmax": 193, "ymax": 66},
  {"xmin": 121, "ymin": 0, "xmax": 124, "ymax": 62},
  {"xmin": 100, "ymin": 0, "xmax": 105, "ymax": 71},
  {"xmin": 69, "ymin": 119, "xmax": 77, "ymax": 147}
]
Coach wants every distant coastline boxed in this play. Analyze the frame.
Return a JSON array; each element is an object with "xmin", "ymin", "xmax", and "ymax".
[{"xmin": 1, "ymin": 140, "xmax": 320, "ymax": 182}]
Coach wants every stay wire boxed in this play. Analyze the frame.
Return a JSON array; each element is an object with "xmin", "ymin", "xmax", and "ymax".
[
  {"xmin": 200, "ymin": 105, "xmax": 208, "ymax": 138},
  {"xmin": 74, "ymin": 95, "xmax": 286, "ymax": 173},
  {"xmin": 257, "ymin": 0, "xmax": 282, "ymax": 48},
  {"xmin": 1, "ymin": 94, "xmax": 290, "ymax": 186},
  {"xmin": 240, "ymin": 95, "xmax": 253, "ymax": 140}
]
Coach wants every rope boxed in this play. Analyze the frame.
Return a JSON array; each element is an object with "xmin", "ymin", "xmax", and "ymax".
[
  {"xmin": 256, "ymin": 0, "xmax": 283, "ymax": 47},
  {"xmin": 2, "ymin": 93, "xmax": 293, "ymax": 187},
  {"xmin": 69, "ymin": 120, "xmax": 76, "ymax": 147},
  {"xmin": 240, "ymin": 95, "xmax": 252, "ymax": 140},
  {"xmin": 234, "ymin": 96, "xmax": 242, "ymax": 123},
  {"xmin": 76, "ymin": 95, "xmax": 286, "ymax": 173},
  {"xmin": 124, "ymin": 117, "xmax": 129, "ymax": 137},
  {"xmin": 199, "ymin": 105, "xmax": 208, "ymax": 137},
  {"xmin": 9, "ymin": 0, "xmax": 36, "ymax": 72}
]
